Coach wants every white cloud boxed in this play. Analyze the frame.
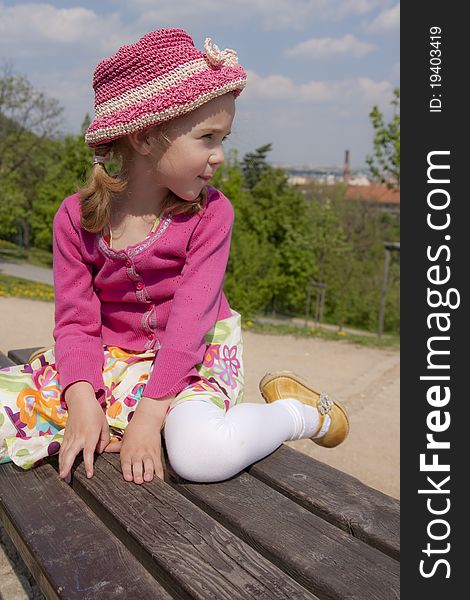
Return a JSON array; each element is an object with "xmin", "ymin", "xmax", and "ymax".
[
  {"xmin": 299, "ymin": 81, "xmax": 337, "ymax": 101},
  {"xmin": 126, "ymin": 0, "xmax": 383, "ymax": 30},
  {"xmin": 0, "ymin": 2, "xmax": 128, "ymax": 56},
  {"xmin": 286, "ymin": 34, "xmax": 375, "ymax": 59},
  {"xmin": 241, "ymin": 69, "xmax": 392, "ymax": 109},
  {"xmin": 355, "ymin": 77, "xmax": 393, "ymax": 104},
  {"xmin": 235, "ymin": 69, "xmax": 395, "ymax": 166},
  {"xmin": 244, "ymin": 70, "xmax": 299, "ymax": 99},
  {"xmin": 242, "ymin": 71, "xmax": 336, "ymax": 102},
  {"xmin": 0, "ymin": 1, "xmax": 394, "ymax": 61},
  {"xmin": 131, "ymin": 0, "xmax": 314, "ymax": 31},
  {"xmin": 323, "ymin": 0, "xmax": 389, "ymax": 21},
  {"xmin": 367, "ymin": 3, "xmax": 400, "ymax": 33},
  {"xmin": 344, "ymin": 0, "xmax": 380, "ymax": 11}
]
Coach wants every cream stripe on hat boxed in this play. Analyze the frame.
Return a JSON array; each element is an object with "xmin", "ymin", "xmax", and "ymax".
[{"xmin": 95, "ymin": 58, "xmax": 209, "ymax": 118}]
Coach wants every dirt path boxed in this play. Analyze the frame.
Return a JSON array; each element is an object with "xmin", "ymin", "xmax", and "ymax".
[
  {"xmin": 243, "ymin": 330, "xmax": 399, "ymax": 498},
  {"xmin": 0, "ymin": 296, "xmax": 399, "ymax": 498}
]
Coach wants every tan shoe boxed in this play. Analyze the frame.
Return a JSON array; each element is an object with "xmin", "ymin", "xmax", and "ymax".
[{"xmin": 259, "ymin": 370, "xmax": 349, "ymax": 448}]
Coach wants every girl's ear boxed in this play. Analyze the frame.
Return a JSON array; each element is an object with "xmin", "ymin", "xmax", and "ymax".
[{"xmin": 127, "ymin": 129, "xmax": 153, "ymax": 156}]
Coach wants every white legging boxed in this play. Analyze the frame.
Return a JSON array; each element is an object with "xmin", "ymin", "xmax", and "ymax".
[{"xmin": 163, "ymin": 398, "xmax": 320, "ymax": 482}]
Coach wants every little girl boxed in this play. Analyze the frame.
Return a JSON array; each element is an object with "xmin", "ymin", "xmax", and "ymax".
[{"xmin": 0, "ymin": 28, "xmax": 348, "ymax": 485}]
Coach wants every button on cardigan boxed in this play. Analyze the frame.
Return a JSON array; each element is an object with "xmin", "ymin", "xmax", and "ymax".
[{"xmin": 52, "ymin": 185, "xmax": 234, "ymax": 405}]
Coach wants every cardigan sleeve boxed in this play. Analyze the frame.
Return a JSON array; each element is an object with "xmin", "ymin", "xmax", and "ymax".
[
  {"xmin": 143, "ymin": 191, "xmax": 234, "ymax": 400},
  {"xmin": 52, "ymin": 199, "xmax": 105, "ymax": 408}
]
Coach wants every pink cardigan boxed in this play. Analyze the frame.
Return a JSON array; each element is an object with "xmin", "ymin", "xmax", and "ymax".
[{"xmin": 52, "ymin": 185, "xmax": 234, "ymax": 405}]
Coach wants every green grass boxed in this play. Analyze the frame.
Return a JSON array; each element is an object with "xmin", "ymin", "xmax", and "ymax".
[
  {"xmin": 243, "ymin": 319, "xmax": 400, "ymax": 349},
  {"xmin": 0, "ymin": 240, "xmax": 53, "ymax": 268},
  {"xmin": 0, "ymin": 274, "xmax": 54, "ymax": 302},
  {"xmin": 20, "ymin": 246, "xmax": 53, "ymax": 268}
]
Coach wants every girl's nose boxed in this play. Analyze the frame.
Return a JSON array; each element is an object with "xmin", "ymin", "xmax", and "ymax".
[{"xmin": 209, "ymin": 145, "xmax": 225, "ymax": 166}]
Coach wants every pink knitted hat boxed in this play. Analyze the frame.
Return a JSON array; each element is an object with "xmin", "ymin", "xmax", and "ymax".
[{"xmin": 85, "ymin": 28, "xmax": 247, "ymax": 147}]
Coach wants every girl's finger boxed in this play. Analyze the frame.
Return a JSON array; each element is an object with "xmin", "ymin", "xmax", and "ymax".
[
  {"xmin": 121, "ymin": 456, "xmax": 133, "ymax": 482},
  {"xmin": 103, "ymin": 441, "xmax": 122, "ymax": 453},
  {"xmin": 58, "ymin": 445, "xmax": 78, "ymax": 480},
  {"xmin": 154, "ymin": 457, "xmax": 165, "ymax": 481},
  {"xmin": 83, "ymin": 446, "xmax": 95, "ymax": 478},
  {"xmin": 96, "ymin": 421, "xmax": 110, "ymax": 454},
  {"xmin": 60, "ymin": 470, "xmax": 71, "ymax": 484},
  {"xmin": 132, "ymin": 457, "xmax": 144, "ymax": 484},
  {"xmin": 58, "ymin": 447, "xmax": 66, "ymax": 475},
  {"xmin": 96, "ymin": 436, "xmax": 110, "ymax": 454},
  {"xmin": 149, "ymin": 450, "xmax": 164, "ymax": 481},
  {"xmin": 142, "ymin": 455, "xmax": 155, "ymax": 482},
  {"xmin": 59, "ymin": 466, "xmax": 70, "ymax": 481}
]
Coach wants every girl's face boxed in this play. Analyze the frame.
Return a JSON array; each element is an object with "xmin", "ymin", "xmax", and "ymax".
[{"xmin": 150, "ymin": 92, "xmax": 235, "ymax": 202}]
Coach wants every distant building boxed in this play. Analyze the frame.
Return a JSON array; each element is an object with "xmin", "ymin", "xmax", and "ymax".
[
  {"xmin": 280, "ymin": 152, "xmax": 399, "ymax": 213},
  {"xmin": 287, "ymin": 175, "xmax": 311, "ymax": 186},
  {"xmin": 347, "ymin": 175, "xmax": 370, "ymax": 186},
  {"xmin": 345, "ymin": 184, "xmax": 400, "ymax": 213},
  {"xmin": 339, "ymin": 150, "xmax": 399, "ymax": 212},
  {"xmin": 287, "ymin": 173, "xmax": 342, "ymax": 187}
]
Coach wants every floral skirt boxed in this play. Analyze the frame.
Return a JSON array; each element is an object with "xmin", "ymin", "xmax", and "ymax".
[{"xmin": 0, "ymin": 310, "xmax": 244, "ymax": 470}]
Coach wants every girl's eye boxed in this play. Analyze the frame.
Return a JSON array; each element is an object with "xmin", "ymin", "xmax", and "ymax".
[{"xmin": 201, "ymin": 134, "xmax": 230, "ymax": 141}]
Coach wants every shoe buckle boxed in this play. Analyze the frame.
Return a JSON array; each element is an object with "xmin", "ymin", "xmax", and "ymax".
[{"xmin": 317, "ymin": 392, "xmax": 333, "ymax": 415}]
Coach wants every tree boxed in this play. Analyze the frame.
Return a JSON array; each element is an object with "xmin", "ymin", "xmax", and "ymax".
[
  {"xmin": 213, "ymin": 146, "xmax": 317, "ymax": 318},
  {"xmin": 0, "ymin": 64, "xmax": 64, "ymax": 177},
  {"xmin": 211, "ymin": 148, "xmax": 277, "ymax": 317},
  {"xmin": 32, "ymin": 116, "xmax": 94, "ymax": 250},
  {"xmin": 366, "ymin": 88, "xmax": 400, "ymax": 190},
  {"xmin": 241, "ymin": 143, "xmax": 272, "ymax": 190},
  {"xmin": 0, "ymin": 65, "xmax": 65, "ymax": 246},
  {"xmin": 241, "ymin": 164, "xmax": 316, "ymax": 316}
]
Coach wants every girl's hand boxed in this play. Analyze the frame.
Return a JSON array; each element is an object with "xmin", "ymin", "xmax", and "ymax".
[
  {"xmin": 103, "ymin": 395, "xmax": 172, "ymax": 484},
  {"xmin": 59, "ymin": 381, "xmax": 110, "ymax": 483}
]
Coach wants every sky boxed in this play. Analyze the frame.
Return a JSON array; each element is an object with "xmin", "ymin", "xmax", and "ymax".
[{"xmin": 0, "ymin": 0, "xmax": 399, "ymax": 169}]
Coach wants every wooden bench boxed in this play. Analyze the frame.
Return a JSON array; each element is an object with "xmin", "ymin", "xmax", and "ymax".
[{"xmin": 1, "ymin": 347, "xmax": 400, "ymax": 599}]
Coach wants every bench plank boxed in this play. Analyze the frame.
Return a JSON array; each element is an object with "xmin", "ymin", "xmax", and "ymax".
[
  {"xmin": 248, "ymin": 445, "xmax": 400, "ymax": 560},
  {"xmin": 0, "ymin": 351, "xmax": 15, "ymax": 369},
  {"xmin": 166, "ymin": 466, "xmax": 399, "ymax": 600},
  {"xmin": 70, "ymin": 453, "xmax": 319, "ymax": 600},
  {"xmin": 7, "ymin": 347, "xmax": 43, "ymax": 365},
  {"xmin": 0, "ymin": 462, "xmax": 171, "ymax": 600},
  {"xmin": 3, "ymin": 347, "xmax": 400, "ymax": 599}
]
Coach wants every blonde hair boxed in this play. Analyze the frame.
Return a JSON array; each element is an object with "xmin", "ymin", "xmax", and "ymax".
[{"xmin": 78, "ymin": 127, "xmax": 206, "ymax": 233}]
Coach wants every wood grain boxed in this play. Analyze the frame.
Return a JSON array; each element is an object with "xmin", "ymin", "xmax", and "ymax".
[
  {"xmin": 71, "ymin": 453, "xmax": 319, "ymax": 600},
  {"xmin": 247, "ymin": 445, "xmax": 400, "ymax": 560},
  {"xmin": 0, "ymin": 462, "xmax": 170, "ymax": 599},
  {"xmin": 167, "ymin": 467, "xmax": 399, "ymax": 600}
]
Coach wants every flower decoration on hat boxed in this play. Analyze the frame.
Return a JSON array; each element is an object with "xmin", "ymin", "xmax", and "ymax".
[{"xmin": 204, "ymin": 37, "xmax": 239, "ymax": 67}]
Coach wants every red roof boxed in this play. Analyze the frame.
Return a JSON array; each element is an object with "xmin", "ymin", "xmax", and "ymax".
[{"xmin": 345, "ymin": 184, "xmax": 400, "ymax": 205}]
